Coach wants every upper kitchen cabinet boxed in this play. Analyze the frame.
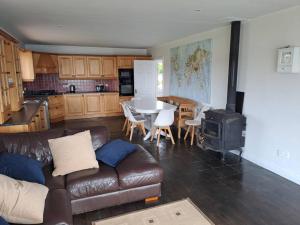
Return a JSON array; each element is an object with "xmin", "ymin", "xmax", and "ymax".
[
  {"xmin": 0, "ymin": 37, "xmax": 11, "ymax": 123},
  {"xmin": 117, "ymin": 56, "xmax": 134, "ymax": 68},
  {"xmin": 134, "ymin": 56, "xmax": 152, "ymax": 60},
  {"xmin": 32, "ymin": 53, "xmax": 58, "ymax": 74},
  {"xmin": 73, "ymin": 56, "xmax": 87, "ymax": 78},
  {"xmin": 20, "ymin": 50, "xmax": 35, "ymax": 81},
  {"xmin": 102, "ymin": 56, "xmax": 117, "ymax": 78},
  {"xmin": 58, "ymin": 55, "xmax": 74, "ymax": 79},
  {"xmin": 87, "ymin": 56, "xmax": 102, "ymax": 78}
]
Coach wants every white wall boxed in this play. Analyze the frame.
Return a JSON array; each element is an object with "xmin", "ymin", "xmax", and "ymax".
[
  {"xmin": 150, "ymin": 6, "xmax": 300, "ymax": 185},
  {"xmin": 150, "ymin": 27, "xmax": 230, "ymax": 108},
  {"xmin": 25, "ymin": 44, "xmax": 148, "ymax": 55},
  {"xmin": 238, "ymin": 6, "xmax": 300, "ymax": 185}
]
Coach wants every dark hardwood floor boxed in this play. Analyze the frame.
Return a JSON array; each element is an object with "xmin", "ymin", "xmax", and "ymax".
[{"xmin": 53, "ymin": 117, "xmax": 300, "ymax": 225}]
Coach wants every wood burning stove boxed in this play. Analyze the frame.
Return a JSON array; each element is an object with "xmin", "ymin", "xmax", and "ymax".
[{"xmin": 200, "ymin": 109, "xmax": 245, "ymax": 160}]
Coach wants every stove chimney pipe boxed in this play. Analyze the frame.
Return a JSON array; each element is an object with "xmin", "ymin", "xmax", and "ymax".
[{"xmin": 226, "ymin": 21, "xmax": 241, "ymax": 112}]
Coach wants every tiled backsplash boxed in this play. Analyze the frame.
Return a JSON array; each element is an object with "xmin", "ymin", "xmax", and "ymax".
[{"xmin": 23, "ymin": 73, "xmax": 119, "ymax": 93}]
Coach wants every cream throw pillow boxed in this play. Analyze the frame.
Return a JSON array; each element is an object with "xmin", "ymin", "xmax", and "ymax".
[
  {"xmin": 0, "ymin": 174, "xmax": 49, "ymax": 224},
  {"xmin": 48, "ymin": 130, "xmax": 99, "ymax": 176}
]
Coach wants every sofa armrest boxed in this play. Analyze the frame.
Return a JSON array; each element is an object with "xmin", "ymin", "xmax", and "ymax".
[{"xmin": 43, "ymin": 189, "xmax": 73, "ymax": 225}]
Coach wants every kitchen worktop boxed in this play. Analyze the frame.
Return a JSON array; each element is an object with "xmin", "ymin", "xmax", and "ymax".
[
  {"xmin": 63, "ymin": 91, "xmax": 119, "ymax": 95},
  {"xmin": 1, "ymin": 100, "xmax": 43, "ymax": 126}
]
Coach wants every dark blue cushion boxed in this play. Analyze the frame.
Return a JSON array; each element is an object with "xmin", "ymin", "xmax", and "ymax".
[
  {"xmin": 0, "ymin": 153, "xmax": 45, "ymax": 185},
  {"xmin": 95, "ymin": 139, "xmax": 136, "ymax": 167},
  {"xmin": 0, "ymin": 217, "xmax": 9, "ymax": 225}
]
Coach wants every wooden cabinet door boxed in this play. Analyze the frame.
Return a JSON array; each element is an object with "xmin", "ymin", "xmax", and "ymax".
[
  {"xmin": 58, "ymin": 56, "xmax": 73, "ymax": 79},
  {"xmin": 84, "ymin": 94, "xmax": 102, "ymax": 115},
  {"xmin": 102, "ymin": 93, "xmax": 119, "ymax": 113},
  {"xmin": 102, "ymin": 57, "xmax": 117, "ymax": 78},
  {"xmin": 134, "ymin": 56, "xmax": 152, "ymax": 60},
  {"xmin": 73, "ymin": 56, "xmax": 87, "ymax": 78},
  {"xmin": 117, "ymin": 56, "xmax": 134, "ymax": 68},
  {"xmin": 64, "ymin": 94, "xmax": 84, "ymax": 116},
  {"xmin": 87, "ymin": 56, "xmax": 102, "ymax": 78}
]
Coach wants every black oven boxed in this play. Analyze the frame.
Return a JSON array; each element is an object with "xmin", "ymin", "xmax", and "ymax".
[{"xmin": 119, "ymin": 69, "xmax": 134, "ymax": 96}]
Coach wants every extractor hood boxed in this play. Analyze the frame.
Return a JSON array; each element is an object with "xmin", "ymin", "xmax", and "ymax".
[{"xmin": 36, "ymin": 53, "xmax": 57, "ymax": 74}]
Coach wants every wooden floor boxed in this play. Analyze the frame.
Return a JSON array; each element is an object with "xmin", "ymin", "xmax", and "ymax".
[{"xmin": 54, "ymin": 116, "xmax": 300, "ymax": 225}]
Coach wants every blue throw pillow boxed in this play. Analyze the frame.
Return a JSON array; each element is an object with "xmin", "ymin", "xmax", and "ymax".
[
  {"xmin": 0, "ymin": 153, "xmax": 45, "ymax": 185},
  {"xmin": 0, "ymin": 217, "xmax": 9, "ymax": 225},
  {"xmin": 95, "ymin": 139, "xmax": 136, "ymax": 167}
]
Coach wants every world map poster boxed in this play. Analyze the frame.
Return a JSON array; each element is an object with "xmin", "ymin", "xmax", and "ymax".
[{"xmin": 170, "ymin": 39, "xmax": 212, "ymax": 103}]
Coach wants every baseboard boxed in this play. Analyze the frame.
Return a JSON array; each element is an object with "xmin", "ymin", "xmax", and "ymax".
[{"xmin": 240, "ymin": 151, "xmax": 300, "ymax": 186}]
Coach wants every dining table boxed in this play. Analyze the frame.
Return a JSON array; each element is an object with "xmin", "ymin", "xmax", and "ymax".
[{"xmin": 125, "ymin": 98, "xmax": 177, "ymax": 141}]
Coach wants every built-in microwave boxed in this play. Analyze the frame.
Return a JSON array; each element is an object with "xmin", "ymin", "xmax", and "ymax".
[{"xmin": 119, "ymin": 69, "xmax": 134, "ymax": 96}]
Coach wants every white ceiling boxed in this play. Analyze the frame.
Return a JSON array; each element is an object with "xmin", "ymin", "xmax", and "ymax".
[{"xmin": 0, "ymin": 0, "xmax": 299, "ymax": 48}]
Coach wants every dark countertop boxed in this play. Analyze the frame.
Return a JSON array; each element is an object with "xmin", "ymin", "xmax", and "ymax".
[
  {"xmin": 63, "ymin": 91, "xmax": 119, "ymax": 95},
  {"xmin": 1, "ymin": 101, "xmax": 43, "ymax": 126}
]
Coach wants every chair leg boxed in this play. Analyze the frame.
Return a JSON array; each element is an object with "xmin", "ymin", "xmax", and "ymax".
[
  {"xmin": 129, "ymin": 123, "xmax": 135, "ymax": 141},
  {"xmin": 126, "ymin": 121, "xmax": 131, "ymax": 136},
  {"xmin": 122, "ymin": 118, "xmax": 128, "ymax": 132},
  {"xmin": 167, "ymin": 127, "xmax": 175, "ymax": 145},
  {"xmin": 177, "ymin": 121, "xmax": 181, "ymax": 139},
  {"xmin": 191, "ymin": 126, "xmax": 195, "ymax": 145},
  {"xmin": 140, "ymin": 123, "xmax": 146, "ymax": 136},
  {"xmin": 150, "ymin": 127, "xmax": 156, "ymax": 142},
  {"xmin": 156, "ymin": 128, "xmax": 162, "ymax": 146},
  {"xmin": 184, "ymin": 125, "xmax": 191, "ymax": 140}
]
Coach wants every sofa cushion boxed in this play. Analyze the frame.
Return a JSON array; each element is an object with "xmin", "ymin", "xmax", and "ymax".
[
  {"xmin": 66, "ymin": 163, "xmax": 119, "ymax": 200},
  {"xmin": 0, "ymin": 152, "xmax": 45, "ymax": 184},
  {"xmin": 43, "ymin": 165, "xmax": 65, "ymax": 190},
  {"xmin": 64, "ymin": 126, "xmax": 110, "ymax": 150},
  {"xmin": 95, "ymin": 139, "xmax": 136, "ymax": 167},
  {"xmin": 0, "ymin": 174, "xmax": 49, "ymax": 224},
  {"xmin": 48, "ymin": 130, "xmax": 99, "ymax": 176},
  {"xmin": 116, "ymin": 145, "xmax": 163, "ymax": 189},
  {"xmin": 0, "ymin": 128, "xmax": 65, "ymax": 166}
]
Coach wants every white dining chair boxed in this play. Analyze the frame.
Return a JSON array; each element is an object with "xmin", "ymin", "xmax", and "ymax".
[
  {"xmin": 125, "ymin": 105, "xmax": 146, "ymax": 141},
  {"xmin": 184, "ymin": 105, "xmax": 210, "ymax": 145},
  {"xmin": 150, "ymin": 109, "xmax": 175, "ymax": 146},
  {"xmin": 120, "ymin": 102, "xmax": 130, "ymax": 132}
]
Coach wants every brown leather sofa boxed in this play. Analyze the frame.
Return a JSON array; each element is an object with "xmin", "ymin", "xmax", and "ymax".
[{"xmin": 0, "ymin": 127, "xmax": 163, "ymax": 225}]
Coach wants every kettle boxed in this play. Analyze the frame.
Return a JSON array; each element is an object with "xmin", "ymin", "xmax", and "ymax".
[{"xmin": 69, "ymin": 85, "xmax": 76, "ymax": 93}]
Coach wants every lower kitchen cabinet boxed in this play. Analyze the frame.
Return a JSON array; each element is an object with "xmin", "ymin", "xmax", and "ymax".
[
  {"xmin": 84, "ymin": 94, "xmax": 102, "ymax": 115},
  {"xmin": 48, "ymin": 95, "xmax": 64, "ymax": 123},
  {"xmin": 64, "ymin": 94, "xmax": 85, "ymax": 117},
  {"xmin": 64, "ymin": 92, "xmax": 121, "ymax": 120},
  {"xmin": 102, "ymin": 93, "xmax": 120, "ymax": 113}
]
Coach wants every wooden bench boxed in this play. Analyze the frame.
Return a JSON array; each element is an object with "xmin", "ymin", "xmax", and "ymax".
[{"xmin": 157, "ymin": 96, "xmax": 197, "ymax": 139}]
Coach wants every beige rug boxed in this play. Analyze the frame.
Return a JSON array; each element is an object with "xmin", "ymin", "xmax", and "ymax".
[{"xmin": 93, "ymin": 199, "xmax": 214, "ymax": 225}]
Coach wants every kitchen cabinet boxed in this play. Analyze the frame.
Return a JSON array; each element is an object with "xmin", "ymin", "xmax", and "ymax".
[
  {"xmin": 64, "ymin": 92, "xmax": 120, "ymax": 120},
  {"xmin": 102, "ymin": 57, "xmax": 117, "ymax": 78},
  {"xmin": 86, "ymin": 56, "xmax": 102, "ymax": 78},
  {"xmin": 134, "ymin": 56, "xmax": 152, "ymax": 60},
  {"xmin": 84, "ymin": 94, "xmax": 102, "ymax": 114},
  {"xmin": 0, "ymin": 104, "xmax": 48, "ymax": 133},
  {"xmin": 64, "ymin": 94, "xmax": 85, "ymax": 117},
  {"xmin": 1, "ymin": 37, "xmax": 23, "ymax": 113},
  {"xmin": 73, "ymin": 56, "xmax": 87, "ymax": 78},
  {"xmin": 48, "ymin": 95, "xmax": 64, "ymax": 123},
  {"xmin": 103, "ymin": 93, "xmax": 119, "ymax": 113},
  {"xmin": 117, "ymin": 56, "xmax": 134, "ymax": 68},
  {"xmin": 0, "ymin": 37, "xmax": 11, "ymax": 124},
  {"xmin": 58, "ymin": 55, "xmax": 74, "ymax": 79}
]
